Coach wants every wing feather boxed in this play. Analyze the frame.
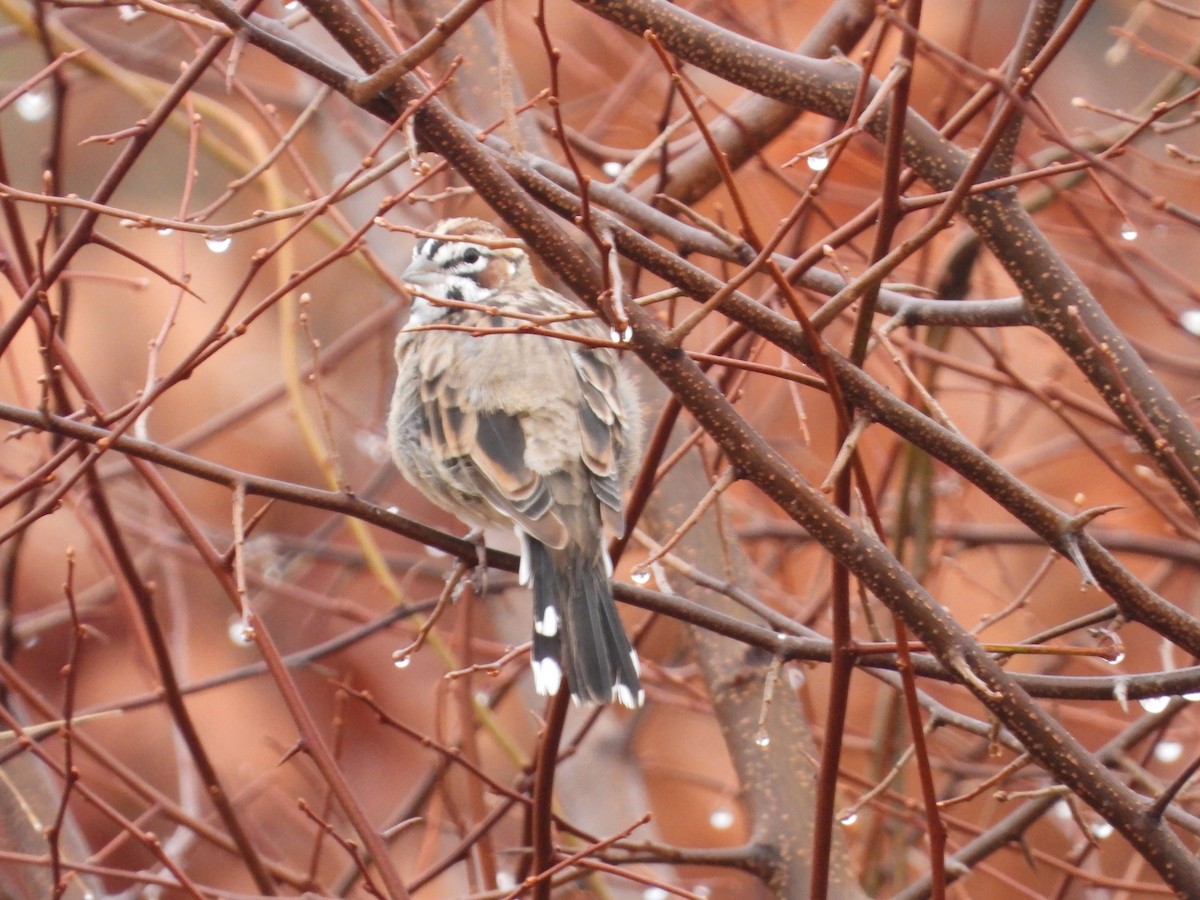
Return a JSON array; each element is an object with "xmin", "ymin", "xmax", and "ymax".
[
  {"xmin": 571, "ymin": 346, "xmax": 627, "ymax": 531},
  {"xmin": 414, "ymin": 335, "xmax": 569, "ymax": 548}
]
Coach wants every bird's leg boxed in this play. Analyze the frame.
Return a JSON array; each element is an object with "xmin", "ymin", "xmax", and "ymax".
[{"xmin": 464, "ymin": 527, "xmax": 489, "ymax": 596}]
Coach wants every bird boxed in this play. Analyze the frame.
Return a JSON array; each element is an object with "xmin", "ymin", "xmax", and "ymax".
[{"xmin": 387, "ymin": 217, "xmax": 645, "ymax": 708}]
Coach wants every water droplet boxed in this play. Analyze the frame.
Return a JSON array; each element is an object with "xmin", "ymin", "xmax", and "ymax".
[
  {"xmin": 283, "ymin": 0, "xmax": 301, "ymax": 8},
  {"xmin": 1052, "ymin": 799, "xmax": 1072, "ymax": 820},
  {"xmin": 15, "ymin": 91, "xmax": 51, "ymax": 123},
  {"xmin": 355, "ymin": 430, "xmax": 389, "ymax": 463},
  {"xmin": 1179, "ymin": 309, "xmax": 1200, "ymax": 336},
  {"xmin": 393, "ymin": 653, "xmax": 412, "ymax": 669},
  {"xmin": 156, "ymin": 227, "xmax": 174, "ymax": 236},
  {"xmin": 386, "ymin": 505, "xmax": 400, "ymax": 515},
  {"xmin": 1139, "ymin": 695, "xmax": 1170, "ymax": 714},
  {"xmin": 754, "ymin": 729, "xmax": 770, "ymax": 747},
  {"xmin": 205, "ymin": 233, "xmax": 232, "ymax": 253},
  {"xmin": 1095, "ymin": 631, "xmax": 1125, "ymax": 666},
  {"xmin": 630, "ymin": 566, "xmax": 651, "ymax": 585},
  {"xmin": 496, "ymin": 872, "xmax": 516, "ymax": 890},
  {"xmin": 838, "ymin": 811, "xmax": 858, "ymax": 826},
  {"xmin": 117, "ymin": 4, "xmax": 144, "ymax": 21},
  {"xmin": 1184, "ymin": 690, "xmax": 1200, "ymax": 702},
  {"xmin": 806, "ymin": 148, "xmax": 829, "ymax": 172},
  {"xmin": 1091, "ymin": 821, "xmax": 1113, "ymax": 840},
  {"xmin": 708, "ymin": 809, "xmax": 734, "ymax": 830},
  {"xmin": 228, "ymin": 619, "xmax": 256, "ymax": 645},
  {"xmin": 785, "ymin": 667, "xmax": 805, "ymax": 689},
  {"xmin": 642, "ymin": 889, "xmax": 669, "ymax": 900},
  {"xmin": 1119, "ymin": 221, "xmax": 1138, "ymax": 242},
  {"xmin": 1155, "ymin": 740, "xmax": 1183, "ymax": 763},
  {"xmin": 695, "ymin": 888, "xmax": 711, "ymax": 899},
  {"xmin": 602, "ymin": 161, "xmax": 622, "ymax": 178}
]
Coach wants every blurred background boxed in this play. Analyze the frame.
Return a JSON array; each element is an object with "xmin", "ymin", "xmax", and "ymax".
[{"xmin": 1, "ymin": 0, "xmax": 1200, "ymax": 896}]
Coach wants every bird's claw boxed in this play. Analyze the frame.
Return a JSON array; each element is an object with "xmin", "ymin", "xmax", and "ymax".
[{"xmin": 465, "ymin": 527, "xmax": 489, "ymax": 596}]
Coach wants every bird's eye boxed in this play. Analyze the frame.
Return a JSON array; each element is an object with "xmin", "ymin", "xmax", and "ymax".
[{"xmin": 461, "ymin": 247, "xmax": 481, "ymax": 265}]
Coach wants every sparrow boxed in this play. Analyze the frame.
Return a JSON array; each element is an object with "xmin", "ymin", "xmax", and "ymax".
[{"xmin": 387, "ymin": 217, "xmax": 645, "ymax": 708}]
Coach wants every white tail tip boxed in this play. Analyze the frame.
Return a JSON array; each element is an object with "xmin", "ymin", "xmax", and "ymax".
[{"xmin": 531, "ymin": 656, "xmax": 563, "ymax": 697}]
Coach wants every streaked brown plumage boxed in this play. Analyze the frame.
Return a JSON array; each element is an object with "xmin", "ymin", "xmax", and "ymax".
[{"xmin": 388, "ymin": 218, "xmax": 644, "ymax": 708}]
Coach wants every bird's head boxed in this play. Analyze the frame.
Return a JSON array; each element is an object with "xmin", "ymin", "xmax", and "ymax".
[{"xmin": 403, "ymin": 218, "xmax": 533, "ymax": 320}]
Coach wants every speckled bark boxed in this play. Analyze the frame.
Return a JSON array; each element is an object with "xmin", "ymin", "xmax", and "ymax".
[
  {"xmin": 623, "ymin": 306, "xmax": 1200, "ymax": 896},
  {"xmin": 643, "ymin": 436, "xmax": 867, "ymax": 899},
  {"xmin": 654, "ymin": 0, "xmax": 874, "ymax": 206},
  {"xmin": 576, "ymin": 0, "xmax": 1200, "ymax": 523},
  {"xmin": 281, "ymin": 0, "xmax": 1200, "ymax": 892}
]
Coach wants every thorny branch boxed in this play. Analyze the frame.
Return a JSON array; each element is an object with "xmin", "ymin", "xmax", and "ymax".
[{"xmin": 2, "ymin": 0, "xmax": 1200, "ymax": 897}]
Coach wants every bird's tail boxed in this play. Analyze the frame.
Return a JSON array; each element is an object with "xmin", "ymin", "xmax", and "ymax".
[{"xmin": 525, "ymin": 539, "xmax": 643, "ymax": 708}]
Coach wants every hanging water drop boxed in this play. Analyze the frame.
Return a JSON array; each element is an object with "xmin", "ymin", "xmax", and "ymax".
[
  {"xmin": 806, "ymin": 148, "xmax": 829, "ymax": 172},
  {"xmin": 1155, "ymin": 740, "xmax": 1183, "ymax": 763},
  {"xmin": 228, "ymin": 619, "xmax": 256, "ymax": 646},
  {"xmin": 157, "ymin": 227, "xmax": 175, "ymax": 236},
  {"xmin": 602, "ymin": 161, "xmax": 622, "ymax": 178},
  {"xmin": 1139, "ymin": 695, "xmax": 1170, "ymax": 714},
  {"xmin": 117, "ymin": 4, "xmax": 144, "ymax": 21},
  {"xmin": 708, "ymin": 809, "xmax": 734, "ymax": 830},
  {"xmin": 1091, "ymin": 821, "xmax": 1113, "ymax": 840},
  {"xmin": 205, "ymin": 233, "xmax": 232, "ymax": 253},
  {"xmin": 1103, "ymin": 648, "xmax": 1125, "ymax": 665},
  {"xmin": 393, "ymin": 653, "xmax": 412, "ymax": 669},
  {"xmin": 16, "ymin": 91, "xmax": 51, "ymax": 123},
  {"xmin": 838, "ymin": 811, "xmax": 858, "ymax": 826},
  {"xmin": 1179, "ymin": 310, "xmax": 1200, "ymax": 336},
  {"xmin": 355, "ymin": 429, "xmax": 389, "ymax": 463},
  {"xmin": 496, "ymin": 872, "xmax": 516, "ymax": 890},
  {"xmin": 631, "ymin": 566, "xmax": 651, "ymax": 585},
  {"xmin": 754, "ymin": 728, "xmax": 770, "ymax": 747},
  {"xmin": 1119, "ymin": 221, "xmax": 1138, "ymax": 242}
]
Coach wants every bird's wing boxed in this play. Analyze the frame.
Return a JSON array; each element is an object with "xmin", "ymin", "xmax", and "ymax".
[
  {"xmin": 416, "ymin": 334, "xmax": 570, "ymax": 549},
  {"xmin": 570, "ymin": 344, "xmax": 628, "ymax": 535}
]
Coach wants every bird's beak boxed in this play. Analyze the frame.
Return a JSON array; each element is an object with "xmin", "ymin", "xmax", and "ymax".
[{"xmin": 402, "ymin": 254, "xmax": 441, "ymax": 287}]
